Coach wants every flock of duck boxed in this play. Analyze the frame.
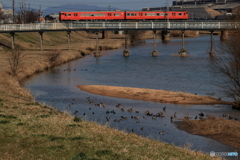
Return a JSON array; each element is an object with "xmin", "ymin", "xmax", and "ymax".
[
  {"xmin": 64, "ymin": 96, "xmax": 235, "ymax": 136},
  {"xmin": 66, "ymin": 96, "xmax": 239, "ymax": 136}
]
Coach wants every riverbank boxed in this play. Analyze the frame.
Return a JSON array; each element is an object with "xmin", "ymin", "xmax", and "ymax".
[
  {"xmin": 77, "ymin": 85, "xmax": 231, "ymax": 105},
  {"xmin": 0, "ymin": 31, "xmax": 219, "ymax": 159},
  {"xmin": 175, "ymin": 117, "xmax": 240, "ymax": 149}
]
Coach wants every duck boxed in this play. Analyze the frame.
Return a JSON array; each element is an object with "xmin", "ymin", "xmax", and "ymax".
[
  {"xmin": 163, "ymin": 106, "xmax": 166, "ymax": 111},
  {"xmin": 152, "ymin": 116, "xmax": 157, "ymax": 120},
  {"xmin": 121, "ymin": 107, "xmax": 125, "ymax": 111},
  {"xmin": 106, "ymin": 116, "xmax": 110, "ymax": 121},
  {"xmin": 73, "ymin": 110, "xmax": 78, "ymax": 114},
  {"xmin": 128, "ymin": 107, "xmax": 133, "ymax": 112},
  {"xmin": 195, "ymin": 116, "xmax": 198, "ymax": 119},
  {"xmin": 174, "ymin": 112, "xmax": 177, "ymax": 118},
  {"xmin": 159, "ymin": 131, "xmax": 164, "ymax": 135},
  {"xmin": 145, "ymin": 110, "xmax": 150, "ymax": 115},
  {"xmin": 199, "ymin": 112, "xmax": 204, "ymax": 117}
]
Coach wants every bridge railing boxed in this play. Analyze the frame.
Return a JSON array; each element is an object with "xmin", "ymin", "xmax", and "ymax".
[{"xmin": 0, "ymin": 21, "xmax": 239, "ymax": 32}]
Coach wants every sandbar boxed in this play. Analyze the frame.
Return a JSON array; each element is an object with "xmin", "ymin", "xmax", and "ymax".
[{"xmin": 77, "ymin": 85, "xmax": 231, "ymax": 105}]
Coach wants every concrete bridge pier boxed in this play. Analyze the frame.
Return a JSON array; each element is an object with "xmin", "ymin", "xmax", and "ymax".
[
  {"xmin": 151, "ymin": 30, "xmax": 158, "ymax": 57},
  {"xmin": 209, "ymin": 31, "xmax": 215, "ymax": 57},
  {"xmin": 161, "ymin": 30, "xmax": 170, "ymax": 42},
  {"xmin": 10, "ymin": 32, "xmax": 15, "ymax": 49},
  {"xmin": 94, "ymin": 32, "xmax": 102, "ymax": 57},
  {"xmin": 220, "ymin": 30, "xmax": 228, "ymax": 41},
  {"xmin": 123, "ymin": 31, "xmax": 130, "ymax": 57},
  {"xmin": 67, "ymin": 31, "xmax": 71, "ymax": 50},
  {"xmin": 39, "ymin": 31, "xmax": 43, "ymax": 51},
  {"xmin": 178, "ymin": 31, "xmax": 188, "ymax": 57}
]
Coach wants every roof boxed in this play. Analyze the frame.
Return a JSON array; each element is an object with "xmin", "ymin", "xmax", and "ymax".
[{"xmin": 211, "ymin": 3, "xmax": 240, "ymax": 9}]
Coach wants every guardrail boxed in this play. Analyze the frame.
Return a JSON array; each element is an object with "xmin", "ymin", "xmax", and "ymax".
[{"xmin": 0, "ymin": 21, "xmax": 239, "ymax": 32}]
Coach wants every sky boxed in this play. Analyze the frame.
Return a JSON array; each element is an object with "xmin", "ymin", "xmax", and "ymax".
[{"xmin": 2, "ymin": 0, "xmax": 175, "ymax": 11}]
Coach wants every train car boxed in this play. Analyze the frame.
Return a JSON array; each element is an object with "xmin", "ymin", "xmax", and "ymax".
[
  {"xmin": 59, "ymin": 11, "xmax": 125, "ymax": 21},
  {"xmin": 125, "ymin": 11, "xmax": 188, "ymax": 20}
]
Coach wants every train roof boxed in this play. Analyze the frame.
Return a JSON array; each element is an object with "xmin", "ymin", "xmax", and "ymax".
[
  {"xmin": 59, "ymin": 10, "xmax": 124, "ymax": 13},
  {"xmin": 59, "ymin": 10, "xmax": 188, "ymax": 13}
]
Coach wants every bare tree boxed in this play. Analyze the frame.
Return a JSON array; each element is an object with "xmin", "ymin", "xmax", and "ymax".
[
  {"xmin": 0, "ymin": 8, "xmax": 6, "ymax": 23},
  {"xmin": 6, "ymin": 48, "xmax": 26, "ymax": 76},
  {"xmin": 16, "ymin": 9, "xmax": 39, "ymax": 23},
  {"xmin": 212, "ymin": 14, "xmax": 240, "ymax": 109},
  {"xmin": 45, "ymin": 49, "xmax": 61, "ymax": 66}
]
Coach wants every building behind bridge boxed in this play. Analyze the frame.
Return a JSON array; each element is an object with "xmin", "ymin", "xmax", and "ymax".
[{"xmin": 142, "ymin": 0, "xmax": 240, "ymax": 20}]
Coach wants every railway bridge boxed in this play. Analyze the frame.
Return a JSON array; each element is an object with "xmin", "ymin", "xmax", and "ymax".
[{"xmin": 0, "ymin": 21, "xmax": 239, "ymax": 57}]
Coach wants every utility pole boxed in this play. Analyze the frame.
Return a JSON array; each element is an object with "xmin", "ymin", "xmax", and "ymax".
[
  {"xmin": 24, "ymin": 0, "xmax": 26, "ymax": 23},
  {"xmin": 11, "ymin": 0, "xmax": 15, "ymax": 23},
  {"xmin": 19, "ymin": 2, "xmax": 22, "ymax": 23},
  {"xmin": 39, "ymin": 5, "xmax": 42, "ymax": 22},
  {"xmin": 108, "ymin": 5, "xmax": 111, "ymax": 11},
  {"xmin": 166, "ymin": 0, "xmax": 169, "ymax": 23}
]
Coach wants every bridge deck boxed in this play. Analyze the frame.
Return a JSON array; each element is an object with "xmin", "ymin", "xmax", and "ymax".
[{"xmin": 0, "ymin": 21, "xmax": 239, "ymax": 33}]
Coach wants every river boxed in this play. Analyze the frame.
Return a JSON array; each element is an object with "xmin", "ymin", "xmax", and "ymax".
[{"xmin": 24, "ymin": 35, "xmax": 240, "ymax": 159}]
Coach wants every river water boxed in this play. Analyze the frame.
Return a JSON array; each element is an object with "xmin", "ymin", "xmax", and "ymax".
[{"xmin": 24, "ymin": 35, "xmax": 240, "ymax": 158}]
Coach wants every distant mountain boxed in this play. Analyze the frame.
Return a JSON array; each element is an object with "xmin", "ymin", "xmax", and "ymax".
[{"xmin": 42, "ymin": 4, "xmax": 122, "ymax": 16}]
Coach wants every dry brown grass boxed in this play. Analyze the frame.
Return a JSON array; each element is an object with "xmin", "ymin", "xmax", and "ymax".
[
  {"xmin": 176, "ymin": 117, "xmax": 240, "ymax": 149},
  {"xmin": 171, "ymin": 30, "xmax": 199, "ymax": 37},
  {"xmin": 78, "ymin": 85, "xmax": 231, "ymax": 105}
]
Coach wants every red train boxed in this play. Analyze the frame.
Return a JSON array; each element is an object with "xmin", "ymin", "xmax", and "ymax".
[{"xmin": 59, "ymin": 11, "xmax": 189, "ymax": 21}]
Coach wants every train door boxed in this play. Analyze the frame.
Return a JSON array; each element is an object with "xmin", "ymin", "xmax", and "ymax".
[
  {"xmin": 139, "ymin": 12, "xmax": 143, "ymax": 21},
  {"xmin": 108, "ymin": 13, "xmax": 112, "ymax": 20}
]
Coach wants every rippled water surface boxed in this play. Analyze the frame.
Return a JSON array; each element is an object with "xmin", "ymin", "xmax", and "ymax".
[{"xmin": 24, "ymin": 35, "xmax": 240, "ymax": 158}]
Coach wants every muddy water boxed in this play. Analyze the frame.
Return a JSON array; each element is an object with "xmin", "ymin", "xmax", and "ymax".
[{"xmin": 24, "ymin": 35, "xmax": 240, "ymax": 159}]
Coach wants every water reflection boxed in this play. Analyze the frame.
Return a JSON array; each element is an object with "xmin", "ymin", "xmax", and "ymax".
[{"xmin": 24, "ymin": 35, "xmax": 240, "ymax": 158}]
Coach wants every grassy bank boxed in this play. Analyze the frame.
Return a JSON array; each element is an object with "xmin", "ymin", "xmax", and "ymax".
[{"xmin": 0, "ymin": 31, "xmax": 220, "ymax": 159}]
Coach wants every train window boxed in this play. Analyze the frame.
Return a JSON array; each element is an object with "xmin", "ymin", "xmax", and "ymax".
[
  {"xmin": 86, "ymin": 14, "xmax": 89, "ymax": 17},
  {"xmin": 172, "ymin": 13, "xmax": 176, "ymax": 16},
  {"xmin": 152, "ymin": 13, "xmax": 156, "ymax": 16},
  {"xmin": 114, "ymin": 13, "xmax": 120, "ymax": 16},
  {"xmin": 147, "ymin": 13, "xmax": 151, "ymax": 16},
  {"xmin": 178, "ymin": 13, "xmax": 182, "ymax": 15},
  {"xmin": 127, "ymin": 13, "xmax": 130, "ymax": 16},
  {"xmin": 67, "ymin": 14, "xmax": 71, "ymax": 17},
  {"xmin": 139, "ymin": 13, "xmax": 143, "ymax": 16},
  {"xmin": 74, "ymin": 13, "xmax": 78, "ymax": 16},
  {"xmin": 160, "ymin": 13, "xmax": 165, "ymax": 16},
  {"xmin": 108, "ymin": 13, "xmax": 112, "ymax": 16},
  {"xmin": 156, "ymin": 13, "xmax": 159, "ymax": 16},
  {"xmin": 131, "ymin": 13, "xmax": 136, "ymax": 16},
  {"xmin": 94, "ymin": 14, "xmax": 98, "ymax": 16},
  {"xmin": 165, "ymin": 13, "xmax": 168, "ymax": 16},
  {"xmin": 81, "ymin": 14, "xmax": 85, "ymax": 17}
]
